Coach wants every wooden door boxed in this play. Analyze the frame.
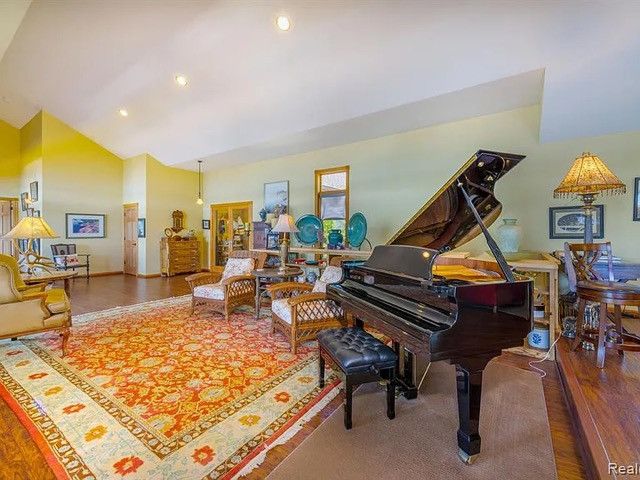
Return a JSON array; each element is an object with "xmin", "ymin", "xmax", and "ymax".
[
  {"xmin": 0, "ymin": 198, "xmax": 18, "ymax": 257},
  {"xmin": 123, "ymin": 204, "xmax": 138, "ymax": 275}
]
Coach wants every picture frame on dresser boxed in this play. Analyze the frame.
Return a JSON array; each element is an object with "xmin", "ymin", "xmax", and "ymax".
[
  {"xmin": 633, "ymin": 177, "xmax": 640, "ymax": 221},
  {"xmin": 548, "ymin": 205, "xmax": 604, "ymax": 239}
]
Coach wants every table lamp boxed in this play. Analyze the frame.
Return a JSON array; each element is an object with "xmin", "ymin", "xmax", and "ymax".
[
  {"xmin": 1, "ymin": 216, "xmax": 59, "ymax": 274},
  {"xmin": 553, "ymin": 152, "xmax": 626, "ymax": 243},
  {"xmin": 271, "ymin": 214, "xmax": 299, "ymax": 271}
]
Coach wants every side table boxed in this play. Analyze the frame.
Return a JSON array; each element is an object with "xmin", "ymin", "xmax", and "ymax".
[
  {"xmin": 22, "ymin": 270, "xmax": 78, "ymax": 298},
  {"xmin": 252, "ymin": 267, "xmax": 303, "ymax": 319}
]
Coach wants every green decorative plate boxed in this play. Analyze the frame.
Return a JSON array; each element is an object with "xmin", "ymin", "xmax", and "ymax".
[
  {"xmin": 295, "ymin": 214, "xmax": 323, "ymax": 245},
  {"xmin": 347, "ymin": 212, "xmax": 367, "ymax": 248}
]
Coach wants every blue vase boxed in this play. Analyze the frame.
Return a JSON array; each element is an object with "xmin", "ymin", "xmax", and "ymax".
[{"xmin": 327, "ymin": 229, "xmax": 343, "ymax": 248}]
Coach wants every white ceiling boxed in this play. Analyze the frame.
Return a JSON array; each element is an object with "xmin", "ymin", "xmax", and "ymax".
[
  {"xmin": 0, "ymin": 1, "xmax": 639, "ymax": 171},
  {"xmin": 0, "ymin": 0, "xmax": 30, "ymax": 65}
]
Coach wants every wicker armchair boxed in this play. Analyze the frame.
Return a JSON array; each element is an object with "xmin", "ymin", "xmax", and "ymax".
[
  {"xmin": 185, "ymin": 250, "xmax": 267, "ymax": 321},
  {"xmin": 268, "ymin": 266, "xmax": 345, "ymax": 353}
]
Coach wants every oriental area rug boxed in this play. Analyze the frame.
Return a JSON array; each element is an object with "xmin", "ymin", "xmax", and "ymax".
[{"xmin": 0, "ymin": 297, "xmax": 340, "ymax": 479}]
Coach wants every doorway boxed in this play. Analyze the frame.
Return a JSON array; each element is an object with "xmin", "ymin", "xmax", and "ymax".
[
  {"xmin": 0, "ymin": 198, "xmax": 19, "ymax": 257},
  {"xmin": 123, "ymin": 203, "xmax": 138, "ymax": 276}
]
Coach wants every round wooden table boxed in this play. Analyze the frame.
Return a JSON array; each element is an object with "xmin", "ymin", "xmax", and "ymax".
[
  {"xmin": 252, "ymin": 267, "xmax": 303, "ymax": 319},
  {"xmin": 572, "ymin": 280, "xmax": 640, "ymax": 368}
]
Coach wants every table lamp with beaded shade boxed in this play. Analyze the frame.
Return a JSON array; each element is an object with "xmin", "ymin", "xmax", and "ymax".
[
  {"xmin": 553, "ymin": 152, "xmax": 626, "ymax": 243},
  {"xmin": 271, "ymin": 214, "xmax": 299, "ymax": 271}
]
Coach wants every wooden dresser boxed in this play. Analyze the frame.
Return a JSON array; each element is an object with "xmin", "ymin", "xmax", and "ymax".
[{"xmin": 160, "ymin": 237, "xmax": 200, "ymax": 276}]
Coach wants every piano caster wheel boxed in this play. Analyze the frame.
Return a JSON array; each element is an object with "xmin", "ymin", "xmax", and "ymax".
[{"xmin": 458, "ymin": 449, "xmax": 479, "ymax": 465}]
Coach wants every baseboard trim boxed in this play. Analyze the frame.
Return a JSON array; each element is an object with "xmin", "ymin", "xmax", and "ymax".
[
  {"xmin": 137, "ymin": 273, "xmax": 162, "ymax": 278},
  {"xmin": 89, "ymin": 271, "xmax": 123, "ymax": 277}
]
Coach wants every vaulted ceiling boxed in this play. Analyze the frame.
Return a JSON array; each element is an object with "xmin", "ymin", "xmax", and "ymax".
[{"xmin": 1, "ymin": 1, "xmax": 639, "ymax": 170}]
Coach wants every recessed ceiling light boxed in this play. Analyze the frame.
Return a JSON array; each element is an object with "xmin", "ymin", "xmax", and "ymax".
[
  {"xmin": 175, "ymin": 74, "xmax": 188, "ymax": 87},
  {"xmin": 276, "ymin": 15, "xmax": 291, "ymax": 31},
  {"xmin": 119, "ymin": 108, "xmax": 129, "ymax": 117}
]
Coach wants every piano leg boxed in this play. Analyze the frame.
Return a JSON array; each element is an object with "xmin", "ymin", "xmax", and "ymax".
[
  {"xmin": 454, "ymin": 355, "xmax": 494, "ymax": 465},
  {"xmin": 393, "ymin": 341, "xmax": 418, "ymax": 400}
]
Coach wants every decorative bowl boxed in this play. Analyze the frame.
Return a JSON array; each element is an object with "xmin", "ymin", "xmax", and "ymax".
[
  {"xmin": 347, "ymin": 212, "xmax": 367, "ymax": 248},
  {"xmin": 295, "ymin": 214, "xmax": 323, "ymax": 245}
]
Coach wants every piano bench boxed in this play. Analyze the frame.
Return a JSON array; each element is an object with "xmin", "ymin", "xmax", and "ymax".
[{"xmin": 317, "ymin": 327, "xmax": 397, "ymax": 430}]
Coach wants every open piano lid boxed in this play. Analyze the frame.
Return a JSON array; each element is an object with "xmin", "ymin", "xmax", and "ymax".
[{"xmin": 388, "ymin": 149, "xmax": 525, "ymax": 252}]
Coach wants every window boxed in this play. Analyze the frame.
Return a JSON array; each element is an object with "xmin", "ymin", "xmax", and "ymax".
[{"xmin": 315, "ymin": 166, "xmax": 349, "ymax": 241}]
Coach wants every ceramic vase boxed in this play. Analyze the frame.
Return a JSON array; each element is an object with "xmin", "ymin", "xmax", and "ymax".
[
  {"xmin": 327, "ymin": 229, "xmax": 343, "ymax": 248},
  {"xmin": 497, "ymin": 218, "xmax": 522, "ymax": 253}
]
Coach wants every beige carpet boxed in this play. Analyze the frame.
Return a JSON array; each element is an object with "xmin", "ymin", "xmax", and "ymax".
[{"xmin": 267, "ymin": 360, "xmax": 557, "ymax": 480}]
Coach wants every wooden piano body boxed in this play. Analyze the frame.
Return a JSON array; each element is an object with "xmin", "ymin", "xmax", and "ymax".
[{"xmin": 327, "ymin": 150, "xmax": 533, "ymax": 464}]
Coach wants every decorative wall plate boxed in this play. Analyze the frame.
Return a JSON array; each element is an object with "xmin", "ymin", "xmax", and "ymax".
[
  {"xmin": 347, "ymin": 212, "xmax": 367, "ymax": 247},
  {"xmin": 295, "ymin": 214, "xmax": 323, "ymax": 245}
]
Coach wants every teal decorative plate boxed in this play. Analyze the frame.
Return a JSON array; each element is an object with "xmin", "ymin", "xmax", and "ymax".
[
  {"xmin": 347, "ymin": 212, "xmax": 367, "ymax": 248},
  {"xmin": 295, "ymin": 214, "xmax": 323, "ymax": 245}
]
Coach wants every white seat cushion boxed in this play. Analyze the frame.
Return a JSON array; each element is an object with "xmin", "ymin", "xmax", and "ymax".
[
  {"xmin": 193, "ymin": 282, "xmax": 225, "ymax": 300},
  {"xmin": 271, "ymin": 298, "xmax": 333, "ymax": 324},
  {"xmin": 312, "ymin": 265, "xmax": 343, "ymax": 293},
  {"xmin": 221, "ymin": 257, "xmax": 254, "ymax": 281},
  {"xmin": 271, "ymin": 298, "xmax": 292, "ymax": 324}
]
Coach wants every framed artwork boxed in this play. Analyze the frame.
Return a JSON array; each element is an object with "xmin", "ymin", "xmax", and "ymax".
[
  {"xmin": 549, "ymin": 205, "xmax": 604, "ymax": 239},
  {"xmin": 20, "ymin": 192, "xmax": 29, "ymax": 211},
  {"xmin": 264, "ymin": 180, "xmax": 289, "ymax": 214},
  {"xmin": 202, "ymin": 219, "xmax": 211, "ymax": 230},
  {"xmin": 633, "ymin": 177, "xmax": 640, "ymax": 221},
  {"xmin": 137, "ymin": 218, "xmax": 146, "ymax": 238},
  {"xmin": 30, "ymin": 181, "xmax": 39, "ymax": 202},
  {"xmin": 66, "ymin": 213, "xmax": 106, "ymax": 238}
]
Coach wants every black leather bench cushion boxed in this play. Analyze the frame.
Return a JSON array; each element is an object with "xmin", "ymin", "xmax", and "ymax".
[{"xmin": 318, "ymin": 327, "xmax": 396, "ymax": 374}]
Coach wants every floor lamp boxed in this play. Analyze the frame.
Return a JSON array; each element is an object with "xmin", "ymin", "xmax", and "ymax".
[
  {"xmin": 553, "ymin": 152, "xmax": 626, "ymax": 244},
  {"xmin": 1, "ymin": 216, "xmax": 59, "ymax": 274}
]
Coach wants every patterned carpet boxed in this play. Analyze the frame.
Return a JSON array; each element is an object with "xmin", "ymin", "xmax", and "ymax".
[{"xmin": 0, "ymin": 297, "xmax": 340, "ymax": 479}]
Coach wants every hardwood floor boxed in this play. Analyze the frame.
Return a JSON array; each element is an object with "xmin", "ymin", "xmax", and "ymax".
[{"xmin": 0, "ymin": 274, "xmax": 585, "ymax": 479}]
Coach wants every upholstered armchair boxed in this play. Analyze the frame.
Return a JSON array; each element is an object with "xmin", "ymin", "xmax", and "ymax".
[
  {"xmin": 0, "ymin": 257, "xmax": 71, "ymax": 355},
  {"xmin": 185, "ymin": 250, "xmax": 267, "ymax": 321},
  {"xmin": 268, "ymin": 266, "xmax": 346, "ymax": 353}
]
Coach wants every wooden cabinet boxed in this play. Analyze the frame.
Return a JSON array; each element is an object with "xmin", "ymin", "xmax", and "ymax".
[
  {"xmin": 470, "ymin": 251, "xmax": 560, "ymax": 360},
  {"xmin": 161, "ymin": 237, "xmax": 200, "ymax": 276},
  {"xmin": 210, "ymin": 202, "xmax": 252, "ymax": 272}
]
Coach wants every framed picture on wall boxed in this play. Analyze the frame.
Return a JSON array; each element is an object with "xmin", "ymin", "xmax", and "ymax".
[
  {"xmin": 66, "ymin": 213, "xmax": 106, "ymax": 238},
  {"xmin": 20, "ymin": 192, "xmax": 29, "ymax": 211},
  {"xmin": 30, "ymin": 181, "xmax": 39, "ymax": 202},
  {"xmin": 633, "ymin": 177, "xmax": 640, "ymax": 221},
  {"xmin": 137, "ymin": 218, "xmax": 146, "ymax": 238},
  {"xmin": 548, "ymin": 205, "xmax": 604, "ymax": 239},
  {"xmin": 264, "ymin": 180, "xmax": 289, "ymax": 214},
  {"xmin": 202, "ymin": 219, "xmax": 210, "ymax": 230}
]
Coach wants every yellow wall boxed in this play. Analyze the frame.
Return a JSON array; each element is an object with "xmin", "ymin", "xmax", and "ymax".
[
  {"xmin": 41, "ymin": 112, "xmax": 124, "ymax": 273},
  {"xmin": 203, "ymin": 105, "xmax": 640, "ymax": 262},
  {"xmin": 18, "ymin": 112, "xmax": 43, "ymax": 216},
  {"xmin": 146, "ymin": 155, "xmax": 201, "ymax": 274},
  {"xmin": 123, "ymin": 154, "xmax": 147, "ymax": 273},
  {"xmin": 0, "ymin": 119, "xmax": 20, "ymax": 197}
]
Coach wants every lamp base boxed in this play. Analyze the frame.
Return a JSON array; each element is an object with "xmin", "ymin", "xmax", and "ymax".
[{"xmin": 278, "ymin": 236, "xmax": 290, "ymax": 272}]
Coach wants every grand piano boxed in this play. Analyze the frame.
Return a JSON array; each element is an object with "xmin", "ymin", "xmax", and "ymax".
[{"xmin": 327, "ymin": 150, "xmax": 533, "ymax": 464}]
